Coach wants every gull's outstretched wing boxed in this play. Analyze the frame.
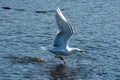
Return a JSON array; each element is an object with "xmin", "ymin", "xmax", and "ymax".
[{"xmin": 54, "ymin": 8, "xmax": 74, "ymax": 48}]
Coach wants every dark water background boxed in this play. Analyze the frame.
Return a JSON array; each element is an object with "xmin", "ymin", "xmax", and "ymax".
[{"xmin": 0, "ymin": 0, "xmax": 120, "ymax": 80}]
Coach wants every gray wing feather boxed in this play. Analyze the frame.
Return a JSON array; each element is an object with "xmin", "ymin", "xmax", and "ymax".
[{"xmin": 54, "ymin": 8, "xmax": 74, "ymax": 48}]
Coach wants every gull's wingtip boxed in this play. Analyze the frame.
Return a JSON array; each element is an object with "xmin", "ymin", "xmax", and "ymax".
[
  {"xmin": 56, "ymin": 7, "xmax": 60, "ymax": 10},
  {"xmin": 56, "ymin": 7, "xmax": 67, "ymax": 22},
  {"xmin": 56, "ymin": 7, "xmax": 61, "ymax": 13}
]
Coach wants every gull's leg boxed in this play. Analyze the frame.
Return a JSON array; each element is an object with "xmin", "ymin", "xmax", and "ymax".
[{"xmin": 55, "ymin": 55, "xmax": 67, "ymax": 64}]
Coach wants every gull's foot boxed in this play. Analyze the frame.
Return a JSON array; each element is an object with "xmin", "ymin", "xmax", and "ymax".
[
  {"xmin": 64, "ymin": 60, "xmax": 67, "ymax": 64},
  {"xmin": 55, "ymin": 55, "xmax": 67, "ymax": 64}
]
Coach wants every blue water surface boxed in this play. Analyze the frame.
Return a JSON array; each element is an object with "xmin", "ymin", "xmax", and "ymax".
[{"xmin": 0, "ymin": 0, "xmax": 120, "ymax": 80}]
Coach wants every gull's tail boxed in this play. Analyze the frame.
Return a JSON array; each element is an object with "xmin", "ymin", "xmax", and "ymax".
[{"xmin": 40, "ymin": 46, "xmax": 47, "ymax": 51}]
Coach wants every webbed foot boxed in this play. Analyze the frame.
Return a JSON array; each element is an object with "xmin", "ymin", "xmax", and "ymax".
[{"xmin": 55, "ymin": 55, "xmax": 67, "ymax": 64}]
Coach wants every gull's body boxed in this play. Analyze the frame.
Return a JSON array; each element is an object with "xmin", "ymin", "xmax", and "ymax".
[{"xmin": 48, "ymin": 8, "xmax": 82, "ymax": 64}]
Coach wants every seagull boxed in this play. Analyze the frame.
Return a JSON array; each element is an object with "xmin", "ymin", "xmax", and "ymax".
[{"xmin": 48, "ymin": 8, "xmax": 83, "ymax": 64}]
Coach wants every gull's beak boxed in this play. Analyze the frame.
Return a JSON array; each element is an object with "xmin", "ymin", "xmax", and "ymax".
[{"xmin": 79, "ymin": 49, "xmax": 84, "ymax": 53}]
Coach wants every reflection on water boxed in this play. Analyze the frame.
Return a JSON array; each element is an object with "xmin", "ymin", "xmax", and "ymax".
[
  {"xmin": 50, "ymin": 63, "xmax": 94, "ymax": 80},
  {"xmin": 50, "ymin": 64, "xmax": 76, "ymax": 80},
  {"xmin": 4, "ymin": 55, "xmax": 45, "ymax": 65}
]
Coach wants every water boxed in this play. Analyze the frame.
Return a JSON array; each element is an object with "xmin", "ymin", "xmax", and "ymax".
[{"xmin": 0, "ymin": 0, "xmax": 120, "ymax": 80}]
